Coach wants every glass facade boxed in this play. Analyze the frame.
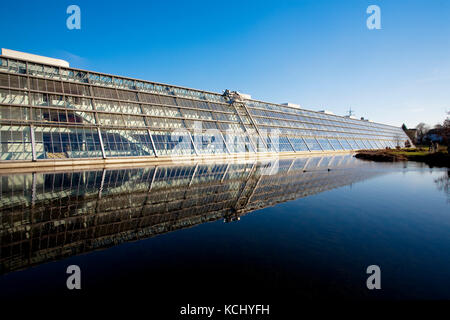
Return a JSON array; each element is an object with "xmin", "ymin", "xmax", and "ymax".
[{"xmin": 0, "ymin": 55, "xmax": 412, "ymax": 162}]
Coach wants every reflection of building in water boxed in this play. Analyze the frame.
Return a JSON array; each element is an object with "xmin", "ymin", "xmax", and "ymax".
[{"xmin": 1, "ymin": 155, "xmax": 383, "ymax": 274}]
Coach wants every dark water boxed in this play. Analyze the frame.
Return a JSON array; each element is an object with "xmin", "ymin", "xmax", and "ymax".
[{"xmin": 0, "ymin": 155, "xmax": 449, "ymax": 308}]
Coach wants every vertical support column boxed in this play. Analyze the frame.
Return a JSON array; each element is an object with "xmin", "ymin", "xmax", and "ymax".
[
  {"xmin": 219, "ymin": 131, "xmax": 231, "ymax": 154},
  {"xmin": 138, "ymin": 166, "xmax": 158, "ymax": 219},
  {"xmin": 87, "ymin": 74, "xmax": 101, "ymax": 125},
  {"xmin": 316, "ymin": 157, "xmax": 324, "ymax": 168},
  {"xmin": 302, "ymin": 157, "xmax": 311, "ymax": 171},
  {"xmin": 240, "ymin": 102, "xmax": 269, "ymax": 150},
  {"xmin": 147, "ymin": 128, "xmax": 158, "ymax": 157},
  {"xmin": 189, "ymin": 163, "xmax": 199, "ymax": 187},
  {"xmin": 30, "ymin": 125, "xmax": 36, "ymax": 161},
  {"xmin": 244, "ymin": 174, "xmax": 262, "ymax": 208},
  {"xmin": 229, "ymin": 103, "xmax": 257, "ymax": 153},
  {"xmin": 149, "ymin": 166, "xmax": 157, "ymax": 192},
  {"xmin": 286, "ymin": 136, "xmax": 296, "ymax": 153},
  {"xmin": 302, "ymin": 137, "xmax": 311, "ymax": 152},
  {"xmin": 98, "ymin": 168, "xmax": 106, "ymax": 199},
  {"xmin": 179, "ymin": 118, "xmax": 198, "ymax": 156},
  {"xmin": 26, "ymin": 61, "xmax": 33, "ymax": 121},
  {"xmin": 287, "ymin": 158, "xmax": 296, "ymax": 173},
  {"xmin": 31, "ymin": 172, "xmax": 36, "ymax": 206},
  {"xmin": 136, "ymin": 92, "xmax": 146, "ymax": 117},
  {"xmin": 97, "ymin": 127, "xmax": 106, "ymax": 159},
  {"xmin": 87, "ymin": 73, "xmax": 102, "ymax": 155},
  {"xmin": 113, "ymin": 80, "xmax": 127, "ymax": 125},
  {"xmin": 189, "ymin": 132, "xmax": 199, "ymax": 156},
  {"xmin": 137, "ymin": 91, "xmax": 158, "ymax": 158},
  {"xmin": 315, "ymin": 137, "xmax": 324, "ymax": 151},
  {"xmin": 335, "ymin": 155, "xmax": 345, "ymax": 167},
  {"xmin": 221, "ymin": 163, "xmax": 230, "ymax": 183},
  {"xmin": 328, "ymin": 155, "xmax": 336, "ymax": 168},
  {"xmin": 87, "ymin": 73, "xmax": 106, "ymax": 160},
  {"xmin": 327, "ymin": 138, "xmax": 336, "ymax": 151},
  {"xmin": 233, "ymin": 162, "xmax": 257, "ymax": 211}
]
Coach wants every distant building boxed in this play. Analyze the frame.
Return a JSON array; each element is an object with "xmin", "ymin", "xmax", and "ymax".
[{"xmin": 424, "ymin": 128, "xmax": 449, "ymax": 144}]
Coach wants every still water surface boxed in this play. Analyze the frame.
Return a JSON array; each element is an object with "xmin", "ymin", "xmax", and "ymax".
[{"xmin": 0, "ymin": 155, "xmax": 449, "ymax": 301}]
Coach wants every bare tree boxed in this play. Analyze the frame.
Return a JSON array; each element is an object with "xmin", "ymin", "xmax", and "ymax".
[
  {"xmin": 442, "ymin": 114, "xmax": 450, "ymax": 147},
  {"xmin": 444, "ymin": 118, "xmax": 450, "ymax": 128},
  {"xmin": 415, "ymin": 122, "xmax": 430, "ymax": 143}
]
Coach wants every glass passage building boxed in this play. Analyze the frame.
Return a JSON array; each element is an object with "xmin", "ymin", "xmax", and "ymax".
[{"xmin": 0, "ymin": 49, "xmax": 411, "ymax": 166}]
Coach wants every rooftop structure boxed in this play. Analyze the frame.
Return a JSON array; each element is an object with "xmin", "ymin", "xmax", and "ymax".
[
  {"xmin": 1, "ymin": 48, "xmax": 70, "ymax": 68},
  {"xmin": 318, "ymin": 110, "xmax": 335, "ymax": 115},
  {"xmin": 0, "ymin": 49, "xmax": 412, "ymax": 167},
  {"xmin": 281, "ymin": 102, "xmax": 301, "ymax": 109}
]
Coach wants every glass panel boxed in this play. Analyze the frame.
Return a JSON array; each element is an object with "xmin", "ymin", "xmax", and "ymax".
[
  {"xmin": 142, "ymin": 105, "xmax": 181, "ymax": 117},
  {"xmin": 0, "ymin": 125, "xmax": 32, "ymax": 160},
  {"xmin": 0, "ymin": 88, "xmax": 29, "ymax": 105},
  {"xmin": 193, "ymin": 131, "xmax": 227, "ymax": 154},
  {"xmin": 329, "ymin": 138, "xmax": 343, "ymax": 150},
  {"xmin": 140, "ymin": 93, "xmax": 161, "ymax": 104},
  {"xmin": 338, "ymin": 138, "xmax": 352, "ymax": 150},
  {"xmin": 353, "ymin": 139, "xmax": 365, "ymax": 149},
  {"xmin": 7, "ymin": 75, "xmax": 28, "ymax": 89},
  {"xmin": 0, "ymin": 57, "xmax": 9, "ymax": 71},
  {"xmin": 371, "ymin": 140, "xmax": 383, "ymax": 149},
  {"xmin": 117, "ymin": 90, "xmax": 138, "ymax": 101},
  {"xmin": 122, "ymin": 115, "xmax": 146, "ymax": 127},
  {"xmin": 120, "ymin": 102, "xmax": 141, "ymax": 114},
  {"xmin": 151, "ymin": 130, "xmax": 195, "ymax": 156},
  {"xmin": 364, "ymin": 140, "xmax": 375, "ymax": 149},
  {"xmin": 101, "ymin": 129, "xmax": 154, "ymax": 157},
  {"xmin": 0, "ymin": 73, "xmax": 8, "ymax": 86},
  {"xmin": 147, "ymin": 117, "xmax": 185, "ymax": 129},
  {"xmin": 93, "ymin": 87, "xmax": 118, "ymax": 100},
  {"xmin": 265, "ymin": 135, "xmax": 293, "ymax": 152},
  {"xmin": 0, "ymin": 105, "xmax": 29, "ymax": 121},
  {"xmin": 317, "ymin": 138, "xmax": 333, "ymax": 151},
  {"xmin": 289, "ymin": 137, "xmax": 309, "ymax": 152},
  {"xmin": 303, "ymin": 138, "xmax": 322, "ymax": 151},
  {"xmin": 34, "ymin": 126, "xmax": 103, "ymax": 159},
  {"xmin": 95, "ymin": 99, "xmax": 121, "ymax": 112},
  {"xmin": 98, "ymin": 113, "xmax": 125, "ymax": 126},
  {"xmin": 223, "ymin": 133, "xmax": 255, "ymax": 153},
  {"xmin": 8, "ymin": 59, "xmax": 26, "ymax": 74},
  {"xmin": 65, "ymin": 96, "xmax": 93, "ymax": 110}
]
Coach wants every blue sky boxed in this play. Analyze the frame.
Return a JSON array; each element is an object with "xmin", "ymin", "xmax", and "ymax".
[{"xmin": 1, "ymin": 0, "xmax": 449, "ymax": 128}]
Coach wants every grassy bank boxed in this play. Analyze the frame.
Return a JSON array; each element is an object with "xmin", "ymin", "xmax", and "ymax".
[{"xmin": 354, "ymin": 147, "xmax": 449, "ymax": 168}]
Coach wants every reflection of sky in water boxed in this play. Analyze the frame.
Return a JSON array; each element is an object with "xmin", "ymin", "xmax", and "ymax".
[{"xmin": 0, "ymin": 157, "xmax": 449, "ymax": 300}]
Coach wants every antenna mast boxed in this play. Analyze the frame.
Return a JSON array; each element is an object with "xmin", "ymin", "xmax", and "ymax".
[{"xmin": 347, "ymin": 107, "xmax": 355, "ymax": 117}]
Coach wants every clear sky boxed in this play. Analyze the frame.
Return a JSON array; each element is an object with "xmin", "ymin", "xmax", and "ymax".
[{"xmin": 1, "ymin": 0, "xmax": 449, "ymax": 128}]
